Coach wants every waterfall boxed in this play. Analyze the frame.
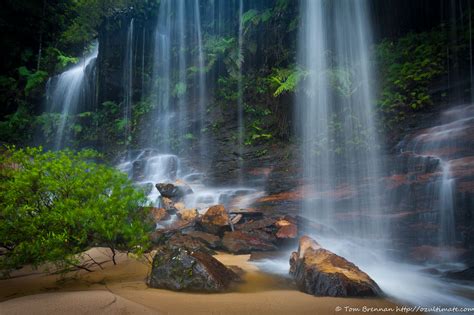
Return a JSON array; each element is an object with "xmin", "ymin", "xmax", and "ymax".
[
  {"xmin": 45, "ymin": 44, "xmax": 98, "ymax": 149},
  {"xmin": 151, "ymin": 0, "xmax": 171, "ymax": 151},
  {"xmin": 123, "ymin": 18, "xmax": 134, "ymax": 148},
  {"xmin": 194, "ymin": 0, "xmax": 208, "ymax": 169},
  {"xmin": 297, "ymin": 0, "xmax": 383, "ymax": 241},
  {"xmin": 399, "ymin": 105, "xmax": 474, "ymax": 248},
  {"xmin": 237, "ymin": 0, "xmax": 244, "ymax": 183}
]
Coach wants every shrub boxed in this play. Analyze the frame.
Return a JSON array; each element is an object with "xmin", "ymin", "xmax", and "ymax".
[{"xmin": 0, "ymin": 147, "xmax": 152, "ymax": 276}]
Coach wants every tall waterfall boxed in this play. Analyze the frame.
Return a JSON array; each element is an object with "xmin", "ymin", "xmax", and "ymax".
[
  {"xmin": 123, "ymin": 18, "xmax": 134, "ymax": 148},
  {"xmin": 237, "ymin": 0, "xmax": 244, "ymax": 183},
  {"xmin": 150, "ymin": 0, "xmax": 206, "ymax": 157},
  {"xmin": 297, "ymin": 0, "xmax": 383, "ymax": 241},
  {"xmin": 45, "ymin": 44, "xmax": 98, "ymax": 149}
]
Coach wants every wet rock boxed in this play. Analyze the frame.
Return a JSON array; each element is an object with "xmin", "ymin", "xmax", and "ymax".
[
  {"xmin": 156, "ymin": 182, "xmax": 193, "ymax": 199},
  {"xmin": 168, "ymin": 233, "xmax": 214, "ymax": 254},
  {"xmin": 236, "ymin": 217, "xmax": 276, "ymax": 231},
  {"xmin": 276, "ymin": 223, "xmax": 298, "ymax": 239},
  {"xmin": 222, "ymin": 230, "xmax": 277, "ymax": 254},
  {"xmin": 148, "ymin": 246, "xmax": 240, "ymax": 292},
  {"xmin": 149, "ymin": 207, "xmax": 170, "ymax": 223},
  {"xmin": 176, "ymin": 208, "xmax": 199, "ymax": 221},
  {"xmin": 199, "ymin": 205, "xmax": 230, "ymax": 234},
  {"xmin": 185, "ymin": 231, "xmax": 221, "ymax": 248},
  {"xmin": 289, "ymin": 236, "xmax": 382, "ymax": 297},
  {"xmin": 161, "ymin": 197, "xmax": 177, "ymax": 214}
]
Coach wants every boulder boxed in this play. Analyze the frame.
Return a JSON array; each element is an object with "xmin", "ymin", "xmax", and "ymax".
[
  {"xmin": 236, "ymin": 217, "xmax": 276, "ymax": 231},
  {"xmin": 168, "ymin": 233, "xmax": 214, "ymax": 254},
  {"xmin": 148, "ymin": 246, "xmax": 240, "ymax": 292},
  {"xmin": 156, "ymin": 182, "xmax": 193, "ymax": 199},
  {"xmin": 149, "ymin": 207, "xmax": 170, "ymax": 223},
  {"xmin": 185, "ymin": 231, "xmax": 221, "ymax": 248},
  {"xmin": 275, "ymin": 219, "xmax": 298, "ymax": 239},
  {"xmin": 222, "ymin": 230, "xmax": 277, "ymax": 254},
  {"xmin": 200, "ymin": 205, "xmax": 230, "ymax": 234},
  {"xmin": 289, "ymin": 236, "xmax": 382, "ymax": 297},
  {"xmin": 161, "ymin": 197, "xmax": 177, "ymax": 214},
  {"xmin": 176, "ymin": 208, "xmax": 199, "ymax": 221}
]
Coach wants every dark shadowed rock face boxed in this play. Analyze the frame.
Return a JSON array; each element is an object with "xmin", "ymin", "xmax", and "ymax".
[
  {"xmin": 222, "ymin": 230, "xmax": 277, "ymax": 254},
  {"xmin": 148, "ymin": 246, "xmax": 240, "ymax": 292},
  {"xmin": 289, "ymin": 236, "xmax": 382, "ymax": 297}
]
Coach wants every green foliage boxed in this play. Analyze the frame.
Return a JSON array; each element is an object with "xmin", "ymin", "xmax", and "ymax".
[
  {"xmin": 0, "ymin": 106, "xmax": 34, "ymax": 144},
  {"xmin": 18, "ymin": 67, "xmax": 48, "ymax": 96},
  {"xmin": 376, "ymin": 30, "xmax": 447, "ymax": 113},
  {"xmin": 0, "ymin": 147, "xmax": 152, "ymax": 275},
  {"xmin": 269, "ymin": 67, "xmax": 306, "ymax": 97},
  {"xmin": 244, "ymin": 104, "xmax": 273, "ymax": 146}
]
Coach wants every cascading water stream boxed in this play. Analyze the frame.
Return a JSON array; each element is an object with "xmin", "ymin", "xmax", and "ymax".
[
  {"xmin": 120, "ymin": 0, "xmax": 262, "ymax": 218},
  {"xmin": 195, "ymin": 0, "xmax": 208, "ymax": 168},
  {"xmin": 123, "ymin": 19, "xmax": 134, "ymax": 149},
  {"xmin": 45, "ymin": 44, "xmax": 98, "ymax": 149},
  {"xmin": 292, "ymin": 0, "xmax": 474, "ymax": 307},
  {"xmin": 237, "ymin": 0, "xmax": 244, "ymax": 183},
  {"xmin": 297, "ymin": 0, "xmax": 383, "ymax": 243}
]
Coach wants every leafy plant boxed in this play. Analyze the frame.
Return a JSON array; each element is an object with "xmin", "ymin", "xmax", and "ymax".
[
  {"xmin": 0, "ymin": 147, "xmax": 152, "ymax": 276},
  {"xmin": 18, "ymin": 67, "xmax": 48, "ymax": 96},
  {"xmin": 269, "ymin": 67, "xmax": 307, "ymax": 97}
]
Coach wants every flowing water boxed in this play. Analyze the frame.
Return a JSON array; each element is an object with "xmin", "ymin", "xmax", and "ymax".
[
  {"xmin": 123, "ymin": 18, "xmax": 134, "ymax": 148},
  {"xmin": 397, "ymin": 104, "xmax": 474, "ymax": 249},
  {"xmin": 296, "ymin": 0, "xmax": 383, "ymax": 242},
  {"xmin": 237, "ymin": 0, "xmax": 244, "ymax": 183},
  {"xmin": 294, "ymin": 0, "xmax": 474, "ymax": 308},
  {"xmin": 117, "ymin": 150, "xmax": 263, "ymax": 218},
  {"xmin": 120, "ymin": 0, "xmax": 260, "ymax": 217},
  {"xmin": 45, "ymin": 44, "xmax": 98, "ymax": 149}
]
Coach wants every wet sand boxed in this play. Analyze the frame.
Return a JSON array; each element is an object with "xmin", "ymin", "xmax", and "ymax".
[{"xmin": 0, "ymin": 248, "xmax": 410, "ymax": 315}]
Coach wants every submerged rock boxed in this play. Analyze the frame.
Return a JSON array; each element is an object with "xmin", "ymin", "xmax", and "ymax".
[
  {"xmin": 289, "ymin": 236, "xmax": 382, "ymax": 297},
  {"xmin": 199, "ymin": 205, "xmax": 230, "ymax": 234},
  {"xmin": 148, "ymin": 246, "xmax": 240, "ymax": 292},
  {"xmin": 222, "ymin": 230, "xmax": 277, "ymax": 254}
]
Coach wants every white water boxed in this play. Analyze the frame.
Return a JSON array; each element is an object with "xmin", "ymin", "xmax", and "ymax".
[
  {"xmin": 254, "ymin": 236, "xmax": 474, "ymax": 308},
  {"xmin": 297, "ymin": 0, "xmax": 384, "ymax": 242},
  {"xmin": 402, "ymin": 105, "xmax": 474, "ymax": 248},
  {"xmin": 295, "ymin": 0, "xmax": 473, "ymax": 308},
  {"xmin": 45, "ymin": 44, "xmax": 98, "ymax": 149},
  {"xmin": 117, "ymin": 150, "xmax": 263, "ymax": 215},
  {"xmin": 123, "ymin": 19, "xmax": 134, "ymax": 147},
  {"xmin": 237, "ymin": 0, "xmax": 244, "ymax": 183}
]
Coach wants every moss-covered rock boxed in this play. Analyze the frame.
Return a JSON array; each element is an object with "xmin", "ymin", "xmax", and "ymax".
[{"xmin": 148, "ymin": 246, "xmax": 240, "ymax": 292}]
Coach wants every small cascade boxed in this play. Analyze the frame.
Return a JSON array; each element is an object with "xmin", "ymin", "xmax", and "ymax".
[
  {"xmin": 397, "ymin": 104, "xmax": 474, "ymax": 249},
  {"xmin": 117, "ymin": 150, "xmax": 263, "ymax": 215},
  {"xmin": 123, "ymin": 18, "xmax": 134, "ymax": 148},
  {"xmin": 45, "ymin": 44, "xmax": 98, "ymax": 149}
]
